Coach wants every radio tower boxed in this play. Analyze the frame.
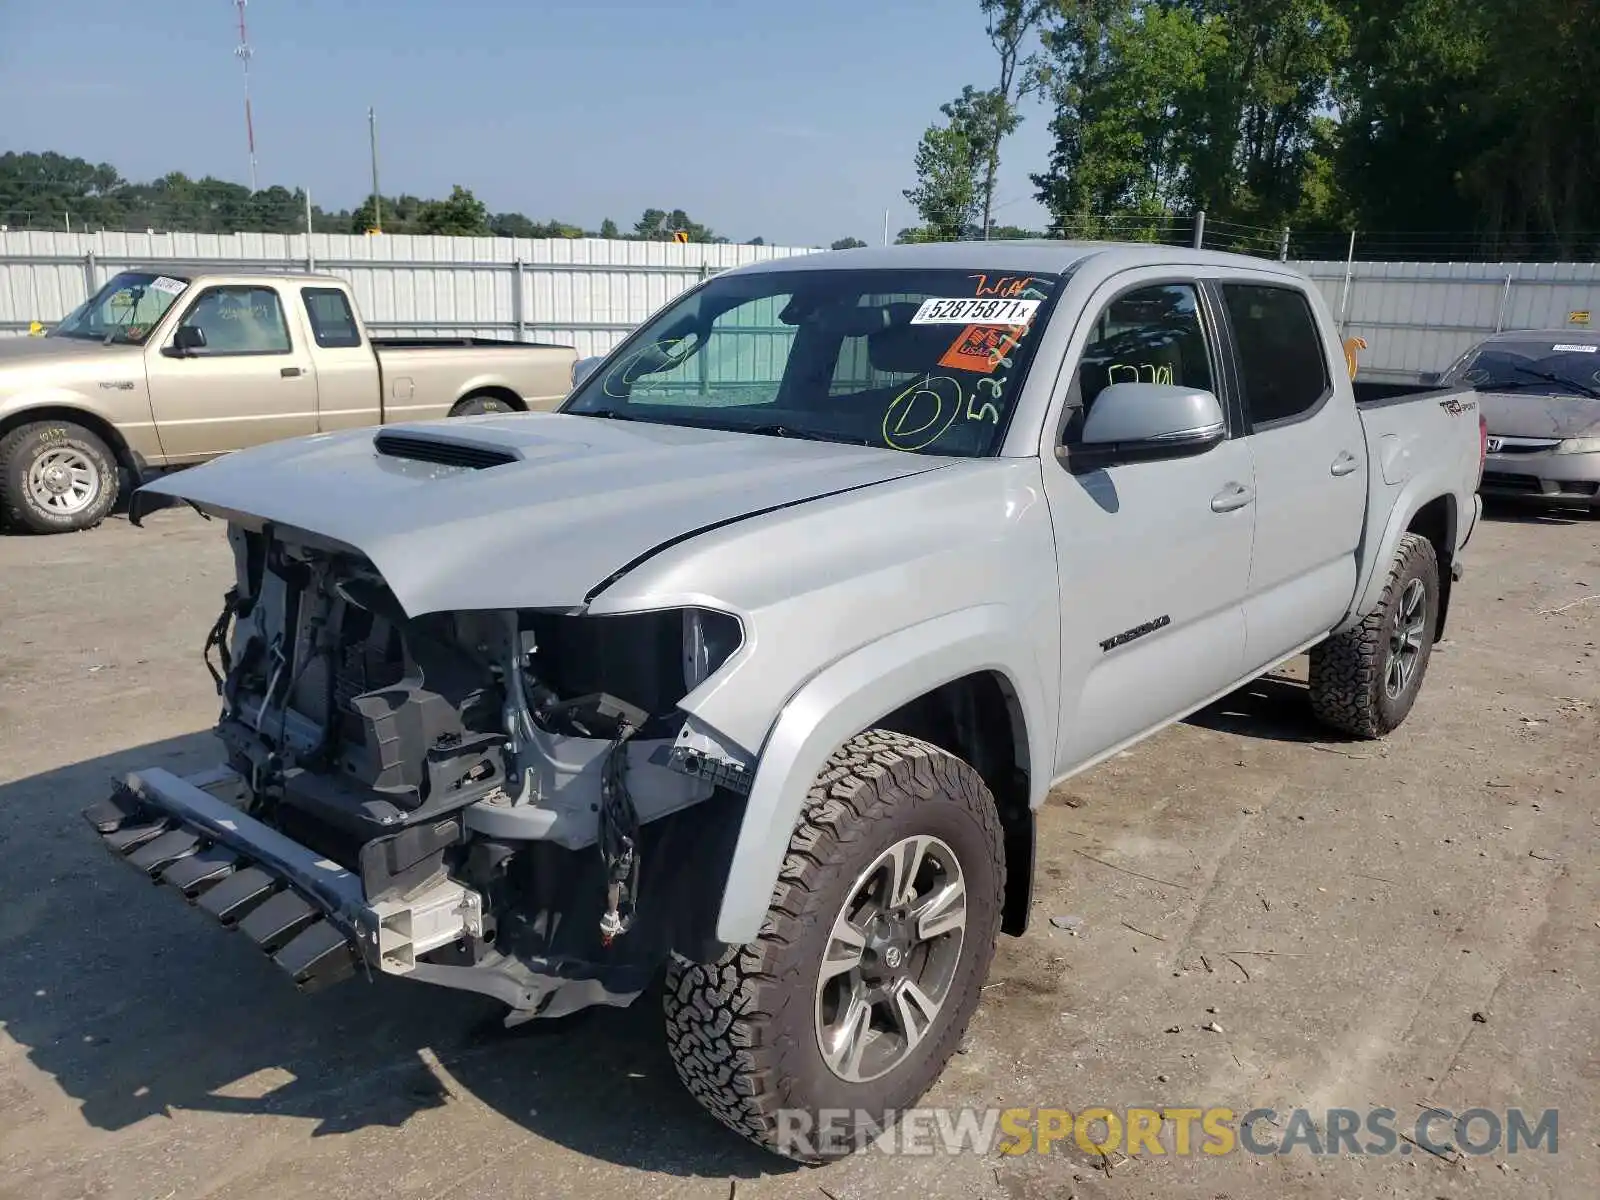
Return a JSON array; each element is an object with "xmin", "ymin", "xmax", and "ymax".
[{"xmin": 234, "ymin": 0, "xmax": 258, "ymax": 192}]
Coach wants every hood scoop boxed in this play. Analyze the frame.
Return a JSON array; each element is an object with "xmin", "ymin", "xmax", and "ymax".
[{"xmin": 373, "ymin": 430, "xmax": 520, "ymax": 471}]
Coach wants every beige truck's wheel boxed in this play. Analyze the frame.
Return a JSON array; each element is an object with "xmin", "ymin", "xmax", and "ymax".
[
  {"xmin": 449, "ymin": 392, "xmax": 516, "ymax": 417},
  {"xmin": 662, "ymin": 729, "xmax": 1005, "ymax": 1162},
  {"xmin": 0, "ymin": 420, "xmax": 119, "ymax": 534}
]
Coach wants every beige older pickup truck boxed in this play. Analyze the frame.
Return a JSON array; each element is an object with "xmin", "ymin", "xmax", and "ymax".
[{"xmin": 0, "ymin": 266, "xmax": 577, "ymax": 533}]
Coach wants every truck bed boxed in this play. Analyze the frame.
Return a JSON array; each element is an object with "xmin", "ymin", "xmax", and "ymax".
[
  {"xmin": 1352, "ymin": 380, "xmax": 1462, "ymax": 407},
  {"xmin": 370, "ymin": 336, "xmax": 573, "ymax": 351}
]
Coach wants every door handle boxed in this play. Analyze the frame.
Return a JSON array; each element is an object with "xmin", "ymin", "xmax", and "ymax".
[
  {"xmin": 1330, "ymin": 450, "xmax": 1359, "ymax": 477},
  {"xmin": 281, "ymin": 366, "xmax": 303, "ymax": 378},
  {"xmin": 1210, "ymin": 482, "xmax": 1256, "ymax": 513}
]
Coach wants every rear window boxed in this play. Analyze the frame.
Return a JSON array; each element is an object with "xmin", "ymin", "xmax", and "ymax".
[
  {"xmin": 1223, "ymin": 284, "xmax": 1331, "ymax": 428},
  {"xmin": 301, "ymin": 287, "xmax": 362, "ymax": 348}
]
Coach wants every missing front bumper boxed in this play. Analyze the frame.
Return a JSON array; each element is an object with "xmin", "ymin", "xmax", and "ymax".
[
  {"xmin": 82, "ymin": 766, "xmax": 648, "ymax": 1021},
  {"xmin": 82, "ymin": 766, "xmax": 479, "ymax": 995}
]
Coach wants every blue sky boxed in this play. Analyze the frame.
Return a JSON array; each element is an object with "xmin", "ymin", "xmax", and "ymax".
[{"xmin": 0, "ymin": 0, "xmax": 1055, "ymax": 245}]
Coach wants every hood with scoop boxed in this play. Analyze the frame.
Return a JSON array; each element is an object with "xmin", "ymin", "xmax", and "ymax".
[
  {"xmin": 135, "ymin": 412, "xmax": 947, "ymax": 615},
  {"xmin": 1479, "ymin": 391, "xmax": 1600, "ymax": 440}
]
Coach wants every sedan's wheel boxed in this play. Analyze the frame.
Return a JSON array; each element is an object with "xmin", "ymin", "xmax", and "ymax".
[
  {"xmin": 663, "ymin": 729, "xmax": 1004, "ymax": 1163},
  {"xmin": 1309, "ymin": 532, "xmax": 1439, "ymax": 738},
  {"xmin": 0, "ymin": 420, "xmax": 119, "ymax": 534}
]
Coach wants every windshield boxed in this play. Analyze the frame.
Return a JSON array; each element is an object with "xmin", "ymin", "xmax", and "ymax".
[
  {"xmin": 1443, "ymin": 339, "xmax": 1600, "ymax": 400},
  {"xmin": 561, "ymin": 267, "xmax": 1062, "ymax": 456},
  {"xmin": 50, "ymin": 271, "xmax": 191, "ymax": 345}
]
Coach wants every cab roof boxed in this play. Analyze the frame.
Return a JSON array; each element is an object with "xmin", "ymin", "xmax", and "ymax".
[
  {"xmin": 119, "ymin": 263, "xmax": 347, "ymax": 288},
  {"xmin": 721, "ymin": 239, "xmax": 1304, "ymax": 279}
]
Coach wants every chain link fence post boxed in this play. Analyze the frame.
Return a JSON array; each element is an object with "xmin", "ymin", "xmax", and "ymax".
[{"xmin": 1192, "ymin": 210, "xmax": 1206, "ymax": 250}]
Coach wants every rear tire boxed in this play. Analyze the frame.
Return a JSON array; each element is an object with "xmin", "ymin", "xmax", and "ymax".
[
  {"xmin": 662, "ymin": 729, "xmax": 1005, "ymax": 1163},
  {"xmin": 0, "ymin": 420, "xmax": 119, "ymax": 534},
  {"xmin": 1308, "ymin": 532, "xmax": 1439, "ymax": 738},
  {"xmin": 449, "ymin": 392, "xmax": 518, "ymax": 417}
]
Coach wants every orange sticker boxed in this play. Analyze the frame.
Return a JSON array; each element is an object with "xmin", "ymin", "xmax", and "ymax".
[{"xmin": 939, "ymin": 324, "xmax": 1021, "ymax": 373}]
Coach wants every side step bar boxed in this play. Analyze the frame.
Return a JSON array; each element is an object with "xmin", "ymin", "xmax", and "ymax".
[{"xmin": 84, "ymin": 767, "xmax": 368, "ymax": 993}]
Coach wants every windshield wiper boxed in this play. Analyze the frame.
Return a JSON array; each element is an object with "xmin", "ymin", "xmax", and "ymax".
[
  {"xmin": 742, "ymin": 424, "xmax": 873, "ymax": 446},
  {"xmin": 743, "ymin": 423, "xmax": 832, "ymax": 441},
  {"xmin": 1508, "ymin": 366, "xmax": 1600, "ymax": 401},
  {"xmin": 576, "ymin": 407, "xmax": 638, "ymax": 421}
]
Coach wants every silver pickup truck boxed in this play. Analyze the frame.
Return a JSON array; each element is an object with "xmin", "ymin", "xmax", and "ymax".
[
  {"xmin": 82, "ymin": 242, "xmax": 1485, "ymax": 1161},
  {"xmin": 0, "ymin": 267, "xmax": 576, "ymax": 533}
]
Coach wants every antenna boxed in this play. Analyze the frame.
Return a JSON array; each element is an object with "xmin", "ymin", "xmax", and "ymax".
[{"xmin": 234, "ymin": 0, "xmax": 258, "ymax": 192}]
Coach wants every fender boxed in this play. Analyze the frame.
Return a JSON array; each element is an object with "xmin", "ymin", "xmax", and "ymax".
[
  {"xmin": 0, "ymin": 394, "xmax": 151, "ymax": 476},
  {"xmin": 1334, "ymin": 480, "xmax": 1457, "ymax": 636},
  {"xmin": 714, "ymin": 603, "xmax": 1051, "ymax": 944}
]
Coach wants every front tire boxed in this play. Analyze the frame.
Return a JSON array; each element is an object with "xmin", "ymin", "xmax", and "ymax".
[
  {"xmin": 662, "ymin": 729, "xmax": 1005, "ymax": 1162},
  {"xmin": 0, "ymin": 420, "xmax": 119, "ymax": 534},
  {"xmin": 1309, "ymin": 532, "xmax": 1440, "ymax": 738}
]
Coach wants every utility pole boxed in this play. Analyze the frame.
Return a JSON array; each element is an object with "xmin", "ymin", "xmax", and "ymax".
[
  {"xmin": 367, "ymin": 107, "xmax": 382, "ymax": 233},
  {"xmin": 234, "ymin": 0, "xmax": 258, "ymax": 192},
  {"xmin": 882, "ymin": 208, "xmax": 890, "ymax": 247}
]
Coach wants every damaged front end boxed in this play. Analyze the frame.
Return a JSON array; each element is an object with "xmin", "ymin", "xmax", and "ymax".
[{"xmin": 86, "ymin": 521, "xmax": 754, "ymax": 1022}]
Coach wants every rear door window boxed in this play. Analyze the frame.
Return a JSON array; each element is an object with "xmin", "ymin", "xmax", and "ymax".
[
  {"xmin": 1222, "ymin": 284, "xmax": 1331, "ymax": 428},
  {"xmin": 301, "ymin": 287, "xmax": 363, "ymax": 348}
]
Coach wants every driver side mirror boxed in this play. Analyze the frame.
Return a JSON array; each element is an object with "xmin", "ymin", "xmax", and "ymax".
[
  {"xmin": 1059, "ymin": 383, "xmax": 1226, "ymax": 474},
  {"xmin": 163, "ymin": 325, "xmax": 207, "ymax": 357},
  {"xmin": 570, "ymin": 355, "xmax": 603, "ymax": 389}
]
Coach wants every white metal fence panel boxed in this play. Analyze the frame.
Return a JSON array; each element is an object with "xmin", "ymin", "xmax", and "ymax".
[
  {"xmin": 1300, "ymin": 259, "xmax": 1600, "ymax": 379},
  {"xmin": 4, "ymin": 232, "xmax": 1597, "ymax": 381},
  {"xmin": 0, "ymin": 230, "xmax": 819, "ymax": 358}
]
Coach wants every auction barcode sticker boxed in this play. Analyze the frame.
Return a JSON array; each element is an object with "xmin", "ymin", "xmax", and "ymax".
[
  {"xmin": 1552, "ymin": 343, "xmax": 1596, "ymax": 353},
  {"xmin": 149, "ymin": 276, "xmax": 188, "ymax": 296},
  {"xmin": 911, "ymin": 297, "xmax": 1040, "ymax": 326}
]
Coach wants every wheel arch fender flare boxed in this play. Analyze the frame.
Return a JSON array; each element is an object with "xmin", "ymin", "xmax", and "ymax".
[
  {"xmin": 1335, "ymin": 487, "xmax": 1456, "ymax": 636},
  {"xmin": 0, "ymin": 399, "xmax": 140, "ymax": 476},
  {"xmin": 713, "ymin": 604, "xmax": 1050, "ymax": 945}
]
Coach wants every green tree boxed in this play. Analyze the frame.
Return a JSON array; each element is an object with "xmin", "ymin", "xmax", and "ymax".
[
  {"xmin": 904, "ymin": 87, "xmax": 1004, "ymax": 240},
  {"xmin": 415, "ymin": 185, "xmax": 491, "ymax": 236},
  {"xmin": 830, "ymin": 237, "xmax": 868, "ymax": 249},
  {"xmin": 598, "ymin": 217, "xmax": 622, "ymax": 239},
  {"xmin": 976, "ymin": 0, "xmax": 1051, "ymax": 235},
  {"xmin": 1030, "ymin": 0, "xmax": 1345, "ymax": 235},
  {"xmin": 633, "ymin": 207, "xmax": 722, "ymax": 242}
]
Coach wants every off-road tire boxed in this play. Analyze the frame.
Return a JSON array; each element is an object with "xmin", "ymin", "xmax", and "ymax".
[
  {"xmin": 1308, "ymin": 532, "xmax": 1440, "ymax": 738},
  {"xmin": 448, "ymin": 392, "xmax": 516, "ymax": 417},
  {"xmin": 662, "ymin": 729, "xmax": 1005, "ymax": 1163},
  {"xmin": 0, "ymin": 420, "xmax": 119, "ymax": 534}
]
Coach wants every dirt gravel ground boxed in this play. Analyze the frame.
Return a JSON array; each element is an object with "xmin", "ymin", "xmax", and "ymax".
[{"xmin": 0, "ymin": 506, "xmax": 1596, "ymax": 1200}]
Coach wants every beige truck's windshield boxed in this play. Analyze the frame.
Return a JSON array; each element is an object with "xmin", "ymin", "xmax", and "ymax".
[
  {"xmin": 563, "ymin": 268, "xmax": 1062, "ymax": 456},
  {"xmin": 51, "ymin": 270, "xmax": 192, "ymax": 345}
]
